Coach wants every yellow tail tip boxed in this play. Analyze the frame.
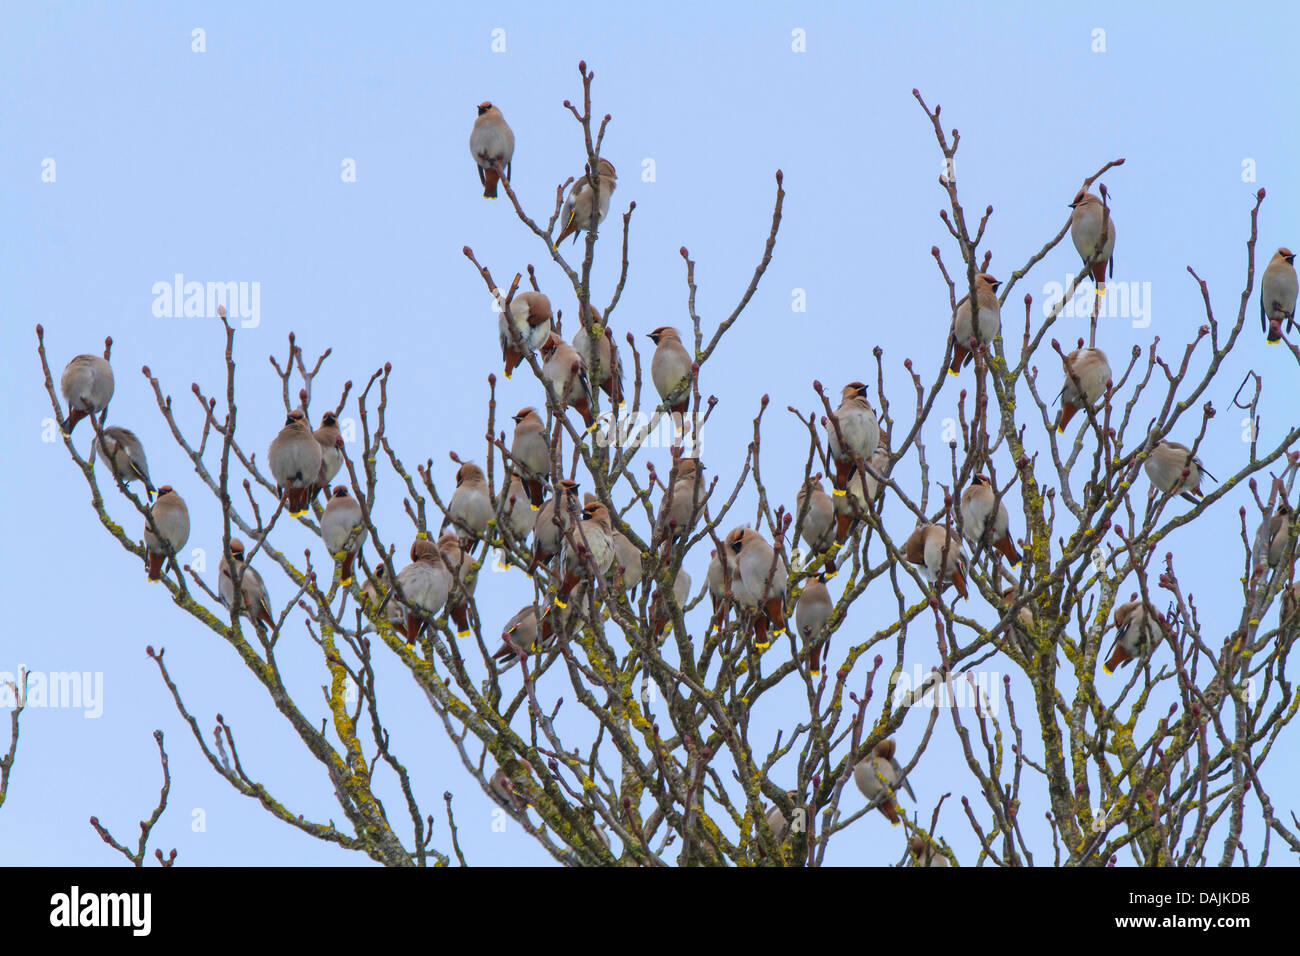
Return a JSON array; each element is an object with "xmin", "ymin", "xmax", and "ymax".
[
  {"xmin": 1266, "ymin": 338, "xmax": 1280, "ymax": 346},
  {"xmin": 772, "ymin": 627, "xmax": 787, "ymax": 637},
  {"xmin": 947, "ymin": 368, "xmax": 960, "ymax": 377},
  {"xmin": 890, "ymin": 819, "xmax": 901, "ymax": 827},
  {"xmin": 529, "ymin": 503, "xmax": 539, "ymax": 511},
  {"xmin": 555, "ymin": 599, "xmax": 567, "ymax": 609},
  {"xmin": 831, "ymin": 488, "xmax": 847, "ymax": 498},
  {"xmin": 504, "ymin": 370, "xmax": 512, "ymax": 379},
  {"xmin": 340, "ymin": 576, "xmax": 353, "ymax": 587},
  {"xmin": 824, "ymin": 569, "xmax": 837, "ymax": 579},
  {"xmin": 457, "ymin": 629, "xmax": 471, "ymax": 638},
  {"xmin": 810, "ymin": 669, "xmax": 821, "ymax": 677},
  {"xmin": 1056, "ymin": 425, "xmax": 1065, "ymax": 434},
  {"xmin": 1102, "ymin": 664, "xmax": 1114, "ymax": 675},
  {"xmin": 754, "ymin": 641, "xmax": 771, "ymax": 651}
]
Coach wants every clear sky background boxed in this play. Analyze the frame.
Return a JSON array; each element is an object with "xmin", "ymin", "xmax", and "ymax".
[{"xmin": 2, "ymin": 1, "xmax": 1297, "ymax": 866}]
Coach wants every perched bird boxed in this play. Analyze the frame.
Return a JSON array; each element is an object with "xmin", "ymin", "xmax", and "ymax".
[
  {"xmin": 492, "ymin": 606, "xmax": 555, "ymax": 671},
  {"xmin": 502, "ymin": 474, "xmax": 537, "ymax": 542},
  {"xmin": 796, "ymin": 572, "xmax": 833, "ymax": 675},
  {"xmin": 268, "ymin": 409, "xmax": 323, "ymax": 517},
  {"xmin": 500, "ymin": 291, "xmax": 553, "ymax": 379},
  {"xmin": 1144, "ymin": 439, "xmax": 1214, "ymax": 504},
  {"xmin": 902, "ymin": 524, "xmax": 969, "ymax": 600},
  {"xmin": 1057, "ymin": 347, "xmax": 1112, "ymax": 432},
  {"xmin": 490, "ymin": 759, "xmax": 534, "ymax": 810},
  {"xmin": 556, "ymin": 499, "xmax": 616, "ymax": 607},
  {"xmin": 1104, "ymin": 598, "xmax": 1165, "ymax": 674},
  {"xmin": 1069, "ymin": 189, "xmax": 1117, "ymax": 293},
  {"xmin": 442, "ymin": 462, "xmax": 494, "ymax": 544},
  {"xmin": 706, "ymin": 548, "xmax": 735, "ymax": 630},
  {"xmin": 1001, "ymin": 586, "xmax": 1036, "ymax": 657},
  {"xmin": 469, "ymin": 101, "xmax": 514, "ymax": 199},
  {"xmin": 437, "ymin": 532, "xmax": 477, "ymax": 637},
  {"xmin": 609, "ymin": 524, "xmax": 643, "ymax": 596},
  {"xmin": 795, "ymin": 477, "xmax": 836, "ymax": 571},
  {"xmin": 392, "ymin": 537, "xmax": 451, "ymax": 642},
  {"xmin": 529, "ymin": 479, "xmax": 580, "ymax": 573},
  {"xmin": 948, "ymin": 274, "xmax": 1001, "ymax": 374},
  {"xmin": 555, "ymin": 158, "xmax": 617, "ymax": 245},
  {"xmin": 540, "ymin": 333, "xmax": 595, "ymax": 428},
  {"xmin": 908, "ymin": 836, "xmax": 950, "ymax": 868},
  {"xmin": 1282, "ymin": 581, "xmax": 1300, "ymax": 630},
  {"xmin": 59, "ymin": 354, "xmax": 114, "ymax": 434},
  {"xmin": 647, "ymin": 326, "xmax": 693, "ymax": 420},
  {"xmin": 648, "ymin": 568, "xmax": 693, "ymax": 637},
  {"xmin": 510, "ymin": 407, "xmax": 550, "ymax": 508},
  {"xmin": 360, "ymin": 564, "xmax": 388, "ymax": 609},
  {"xmin": 1260, "ymin": 248, "xmax": 1297, "ymax": 344},
  {"xmin": 143, "ymin": 486, "xmax": 190, "ymax": 581},
  {"xmin": 835, "ymin": 446, "xmax": 890, "ymax": 544},
  {"xmin": 95, "ymin": 426, "xmax": 154, "ymax": 500},
  {"xmin": 763, "ymin": 791, "xmax": 804, "ymax": 846},
  {"xmin": 826, "ymin": 382, "xmax": 880, "ymax": 493},
  {"xmin": 959, "ymin": 475, "xmax": 1021, "ymax": 565},
  {"xmin": 853, "ymin": 739, "xmax": 914, "ymax": 825},
  {"xmin": 725, "ymin": 527, "xmax": 789, "ymax": 648},
  {"xmin": 656, "ymin": 457, "xmax": 706, "ymax": 550},
  {"xmin": 571, "ymin": 308, "xmax": 624, "ymax": 408},
  {"xmin": 1265, "ymin": 504, "xmax": 1293, "ymax": 568},
  {"xmin": 217, "ymin": 538, "xmax": 274, "ymax": 628},
  {"xmin": 320, "ymin": 486, "xmax": 364, "ymax": 586},
  {"xmin": 313, "ymin": 412, "xmax": 344, "ymax": 498}
]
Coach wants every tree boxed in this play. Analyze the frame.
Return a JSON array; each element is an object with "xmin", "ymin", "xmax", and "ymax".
[{"xmin": 32, "ymin": 63, "xmax": 1300, "ymax": 867}]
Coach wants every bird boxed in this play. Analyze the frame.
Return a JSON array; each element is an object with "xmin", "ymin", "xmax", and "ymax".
[
  {"xmin": 509, "ymin": 408, "xmax": 550, "ymax": 508},
  {"xmin": 1001, "ymin": 586, "xmax": 1036, "ymax": 657},
  {"xmin": 826, "ymin": 382, "xmax": 880, "ymax": 493},
  {"xmin": 795, "ymin": 477, "xmax": 836, "ymax": 572},
  {"xmin": 437, "ymin": 532, "xmax": 476, "ymax": 637},
  {"xmin": 959, "ymin": 475, "xmax": 1021, "ymax": 565},
  {"xmin": 796, "ymin": 572, "xmax": 833, "ymax": 675},
  {"xmin": 1104, "ymin": 597, "xmax": 1165, "ymax": 674},
  {"xmin": 556, "ymin": 499, "xmax": 616, "ymax": 608},
  {"xmin": 217, "ymin": 538, "xmax": 275, "ymax": 628},
  {"xmin": 1282, "ymin": 581, "xmax": 1300, "ymax": 631},
  {"xmin": 502, "ymin": 474, "xmax": 537, "ymax": 543},
  {"xmin": 609, "ymin": 523, "xmax": 643, "ymax": 597},
  {"xmin": 656, "ymin": 456, "xmax": 706, "ymax": 551},
  {"xmin": 59, "ymin": 354, "xmax": 114, "ymax": 435},
  {"xmin": 1265, "ymin": 504, "xmax": 1293, "ymax": 568},
  {"xmin": 492, "ymin": 606, "xmax": 555, "ymax": 671},
  {"xmin": 1144, "ymin": 439, "xmax": 1214, "ymax": 504},
  {"xmin": 902, "ymin": 524, "xmax": 969, "ymax": 600},
  {"xmin": 948, "ymin": 274, "xmax": 1001, "ymax": 374},
  {"xmin": 500, "ymin": 291, "xmax": 553, "ymax": 379},
  {"xmin": 360, "ymin": 564, "xmax": 388, "ymax": 610},
  {"xmin": 908, "ymin": 835, "xmax": 950, "ymax": 867},
  {"xmin": 853, "ymin": 738, "xmax": 914, "ymax": 825},
  {"xmin": 144, "ymin": 486, "xmax": 190, "ymax": 581},
  {"xmin": 489, "ymin": 759, "xmax": 534, "ymax": 810},
  {"xmin": 762, "ymin": 790, "xmax": 804, "ymax": 847},
  {"xmin": 835, "ymin": 445, "xmax": 890, "ymax": 545},
  {"xmin": 555, "ymin": 158, "xmax": 617, "ymax": 245},
  {"xmin": 312, "ymin": 412, "xmax": 344, "ymax": 498},
  {"xmin": 647, "ymin": 326, "xmax": 693, "ymax": 421},
  {"xmin": 1057, "ymin": 347, "xmax": 1112, "ymax": 432},
  {"xmin": 571, "ymin": 308, "xmax": 624, "ymax": 408},
  {"xmin": 706, "ymin": 548, "xmax": 736, "ymax": 630},
  {"xmin": 95, "ymin": 426, "xmax": 154, "ymax": 500},
  {"xmin": 268, "ymin": 409, "xmax": 323, "ymax": 517},
  {"xmin": 441, "ymin": 462, "xmax": 494, "ymax": 545},
  {"xmin": 320, "ymin": 486, "xmax": 364, "ymax": 586},
  {"xmin": 540, "ymin": 333, "xmax": 595, "ymax": 428},
  {"xmin": 529, "ymin": 479, "xmax": 580, "ymax": 573},
  {"xmin": 392, "ymin": 537, "xmax": 451, "ymax": 642},
  {"xmin": 1069, "ymin": 189, "xmax": 1117, "ymax": 294},
  {"xmin": 469, "ymin": 101, "xmax": 514, "ymax": 199},
  {"xmin": 648, "ymin": 568, "xmax": 693, "ymax": 637},
  {"xmin": 1260, "ymin": 248, "xmax": 1297, "ymax": 345},
  {"xmin": 725, "ymin": 527, "xmax": 789, "ymax": 649}
]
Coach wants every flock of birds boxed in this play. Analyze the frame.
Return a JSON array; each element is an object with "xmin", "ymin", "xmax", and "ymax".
[{"xmin": 49, "ymin": 99, "xmax": 1300, "ymax": 852}]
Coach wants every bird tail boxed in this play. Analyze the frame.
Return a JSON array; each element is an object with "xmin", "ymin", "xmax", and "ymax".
[
  {"xmin": 947, "ymin": 342, "xmax": 969, "ymax": 376},
  {"xmin": 503, "ymin": 345, "xmax": 521, "ymax": 378},
  {"xmin": 63, "ymin": 408, "xmax": 87, "ymax": 435},
  {"xmin": 524, "ymin": 477, "xmax": 545, "ymax": 509},
  {"xmin": 147, "ymin": 552, "xmax": 165, "ymax": 581},
  {"xmin": 449, "ymin": 602, "xmax": 470, "ymax": 638},
  {"xmin": 765, "ymin": 597, "xmax": 787, "ymax": 637},
  {"xmin": 878, "ymin": 798, "xmax": 901, "ymax": 826},
  {"xmin": 1103, "ymin": 643, "xmax": 1127, "ymax": 675},
  {"xmin": 340, "ymin": 551, "xmax": 356, "ymax": 587},
  {"xmin": 1090, "ymin": 259, "xmax": 1107, "ymax": 292},
  {"xmin": 808, "ymin": 640, "xmax": 823, "ymax": 677},
  {"xmin": 555, "ymin": 215, "xmax": 578, "ymax": 246},
  {"xmin": 257, "ymin": 602, "xmax": 275, "ymax": 629},
  {"xmin": 572, "ymin": 397, "xmax": 594, "ymax": 428},
  {"xmin": 752, "ymin": 613, "xmax": 770, "ymax": 650},
  {"xmin": 1058, "ymin": 401, "xmax": 1079, "ymax": 433},
  {"xmin": 483, "ymin": 168, "xmax": 500, "ymax": 199},
  {"xmin": 950, "ymin": 569, "xmax": 969, "ymax": 601},
  {"xmin": 995, "ymin": 536, "xmax": 1021, "ymax": 566},
  {"xmin": 1266, "ymin": 317, "xmax": 1283, "ymax": 345},
  {"xmin": 287, "ymin": 487, "xmax": 311, "ymax": 516},
  {"xmin": 404, "ymin": 613, "xmax": 424, "ymax": 643},
  {"xmin": 836, "ymin": 512, "xmax": 855, "ymax": 545}
]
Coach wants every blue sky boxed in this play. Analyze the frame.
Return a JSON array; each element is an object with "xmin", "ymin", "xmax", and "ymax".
[{"xmin": 2, "ymin": 1, "xmax": 1297, "ymax": 866}]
